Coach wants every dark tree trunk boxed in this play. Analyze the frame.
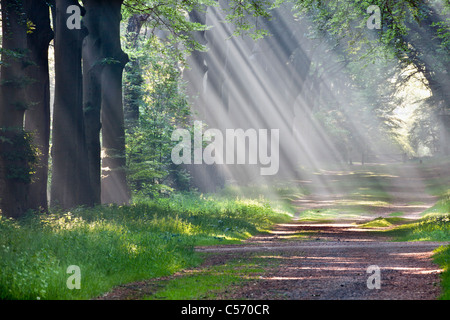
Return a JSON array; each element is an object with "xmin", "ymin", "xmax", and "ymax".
[
  {"xmin": 0, "ymin": 0, "xmax": 32, "ymax": 218},
  {"xmin": 24, "ymin": 0, "xmax": 54, "ymax": 213},
  {"xmin": 81, "ymin": 0, "xmax": 130, "ymax": 205},
  {"xmin": 50, "ymin": 0, "xmax": 93, "ymax": 210},
  {"xmin": 82, "ymin": 0, "xmax": 104, "ymax": 205},
  {"xmin": 99, "ymin": 0, "xmax": 130, "ymax": 205}
]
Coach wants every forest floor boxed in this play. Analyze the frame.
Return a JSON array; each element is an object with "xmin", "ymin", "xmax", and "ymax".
[{"xmin": 97, "ymin": 162, "xmax": 450, "ymax": 300}]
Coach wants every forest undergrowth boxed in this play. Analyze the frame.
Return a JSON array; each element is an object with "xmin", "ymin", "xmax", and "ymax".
[{"xmin": 0, "ymin": 193, "xmax": 292, "ymax": 300}]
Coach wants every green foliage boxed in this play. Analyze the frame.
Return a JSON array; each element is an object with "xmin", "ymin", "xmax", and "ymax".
[
  {"xmin": 293, "ymin": 0, "xmax": 449, "ymax": 55},
  {"xmin": 0, "ymin": 127, "xmax": 38, "ymax": 183},
  {"xmin": 218, "ymin": 182, "xmax": 307, "ymax": 216},
  {"xmin": 422, "ymin": 190, "xmax": 450, "ymax": 217},
  {"xmin": 223, "ymin": 0, "xmax": 274, "ymax": 39},
  {"xmin": 121, "ymin": 0, "xmax": 281, "ymax": 197},
  {"xmin": 122, "ymin": 0, "xmax": 277, "ymax": 44},
  {"xmin": 124, "ymin": 33, "xmax": 192, "ymax": 197},
  {"xmin": 408, "ymin": 96, "xmax": 441, "ymax": 156},
  {"xmin": 0, "ymin": 193, "xmax": 291, "ymax": 300},
  {"xmin": 282, "ymin": 4, "xmax": 409, "ymax": 158},
  {"xmin": 433, "ymin": 245, "xmax": 450, "ymax": 300},
  {"xmin": 123, "ymin": 0, "xmax": 212, "ymax": 52},
  {"xmin": 291, "ymin": 0, "xmax": 450, "ymax": 156},
  {"xmin": 409, "ymin": 215, "xmax": 450, "ymax": 241},
  {"xmin": 121, "ymin": 0, "xmax": 283, "ymax": 199}
]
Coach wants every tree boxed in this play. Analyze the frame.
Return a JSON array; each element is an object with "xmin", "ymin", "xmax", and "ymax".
[
  {"xmin": 293, "ymin": 1, "xmax": 450, "ymax": 107},
  {"xmin": 82, "ymin": 0, "xmax": 105, "ymax": 206},
  {"xmin": 50, "ymin": 0, "xmax": 93, "ymax": 210},
  {"xmin": 0, "ymin": 0, "xmax": 36, "ymax": 218},
  {"xmin": 101, "ymin": 0, "xmax": 277, "ymax": 202},
  {"xmin": 81, "ymin": 0, "xmax": 131, "ymax": 206},
  {"xmin": 292, "ymin": 0, "xmax": 450, "ymax": 154},
  {"xmin": 123, "ymin": 13, "xmax": 149, "ymax": 130},
  {"xmin": 99, "ymin": 0, "xmax": 131, "ymax": 205},
  {"xmin": 125, "ymin": 35, "xmax": 192, "ymax": 197},
  {"xmin": 24, "ymin": 0, "xmax": 54, "ymax": 213},
  {"xmin": 0, "ymin": 0, "xmax": 282, "ymax": 218}
]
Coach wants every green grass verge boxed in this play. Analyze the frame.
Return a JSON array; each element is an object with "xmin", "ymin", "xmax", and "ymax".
[
  {"xmin": 405, "ymin": 214, "xmax": 450, "ymax": 300},
  {"xmin": 433, "ymin": 245, "xmax": 450, "ymax": 300},
  {"xmin": 380, "ymin": 213, "xmax": 450, "ymax": 300},
  {"xmin": 0, "ymin": 193, "xmax": 292, "ymax": 300},
  {"xmin": 217, "ymin": 183, "xmax": 307, "ymax": 215},
  {"xmin": 146, "ymin": 257, "xmax": 262, "ymax": 300},
  {"xmin": 421, "ymin": 190, "xmax": 450, "ymax": 218},
  {"xmin": 145, "ymin": 252, "xmax": 279, "ymax": 300},
  {"xmin": 358, "ymin": 217, "xmax": 411, "ymax": 229},
  {"xmin": 388, "ymin": 211, "xmax": 405, "ymax": 217}
]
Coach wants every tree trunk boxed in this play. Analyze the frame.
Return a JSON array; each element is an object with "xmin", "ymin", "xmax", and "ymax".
[
  {"xmin": 100, "ymin": 0, "xmax": 130, "ymax": 205},
  {"xmin": 50, "ymin": 0, "xmax": 93, "ymax": 210},
  {"xmin": 0, "ymin": 0, "xmax": 32, "ymax": 218},
  {"xmin": 24, "ymin": 0, "xmax": 54, "ymax": 213},
  {"xmin": 82, "ymin": 0, "xmax": 104, "ymax": 205}
]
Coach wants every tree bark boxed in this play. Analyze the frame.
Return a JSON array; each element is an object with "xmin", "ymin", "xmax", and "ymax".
[
  {"xmin": 82, "ymin": 0, "xmax": 104, "ymax": 205},
  {"xmin": 50, "ymin": 0, "xmax": 93, "ymax": 210},
  {"xmin": 0, "ymin": 0, "xmax": 32, "ymax": 218},
  {"xmin": 24, "ymin": 0, "xmax": 54, "ymax": 213},
  {"xmin": 99, "ymin": 0, "xmax": 131, "ymax": 205}
]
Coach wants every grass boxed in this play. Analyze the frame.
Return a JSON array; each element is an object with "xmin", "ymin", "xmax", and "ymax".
[
  {"xmin": 2, "ymin": 160, "xmax": 450, "ymax": 300},
  {"xmin": 0, "ymin": 193, "xmax": 292, "ymax": 300},
  {"xmin": 299, "ymin": 160, "xmax": 450, "ymax": 299},
  {"xmin": 421, "ymin": 191, "xmax": 450, "ymax": 218},
  {"xmin": 146, "ymin": 256, "xmax": 264, "ymax": 300},
  {"xmin": 146, "ymin": 252, "xmax": 279, "ymax": 300},
  {"xmin": 412, "ymin": 160, "xmax": 450, "ymax": 299},
  {"xmin": 387, "ymin": 187, "xmax": 450, "ymax": 241},
  {"xmin": 217, "ymin": 182, "xmax": 307, "ymax": 215},
  {"xmin": 388, "ymin": 211, "xmax": 405, "ymax": 217},
  {"xmin": 388, "ymin": 215, "xmax": 450, "ymax": 242},
  {"xmin": 358, "ymin": 217, "xmax": 410, "ymax": 229},
  {"xmin": 364, "ymin": 176, "xmax": 450, "ymax": 299},
  {"xmin": 433, "ymin": 245, "xmax": 450, "ymax": 300},
  {"xmin": 379, "ymin": 212, "xmax": 450, "ymax": 300},
  {"xmin": 392, "ymin": 214, "xmax": 450, "ymax": 300},
  {"xmin": 349, "ymin": 187, "xmax": 394, "ymax": 202}
]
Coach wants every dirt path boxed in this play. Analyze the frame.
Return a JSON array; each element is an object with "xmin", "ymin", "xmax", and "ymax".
[
  {"xmin": 196, "ymin": 222, "xmax": 447, "ymax": 300},
  {"xmin": 98, "ymin": 163, "xmax": 449, "ymax": 300},
  {"xmin": 191, "ymin": 164, "xmax": 448, "ymax": 300},
  {"xmin": 99, "ymin": 222, "xmax": 447, "ymax": 300}
]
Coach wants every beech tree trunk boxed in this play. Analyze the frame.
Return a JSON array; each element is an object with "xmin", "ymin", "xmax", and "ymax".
[
  {"xmin": 24, "ymin": 0, "xmax": 54, "ymax": 213},
  {"xmin": 82, "ymin": 0, "xmax": 104, "ymax": 205},
  {"xmin": 50, "ymin": 0, "xmax": 93, "ymax": 210},
  {"xmin": 0, "ymin": 0, "xmax": 32, "ymax": 218},
  {"xmin": 81, "ymin": 0, "xmax": 130, "ymax": 205},
  {"xmin": 100, "ymin": 0, "xmax": 130, "ymax": 205}
]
